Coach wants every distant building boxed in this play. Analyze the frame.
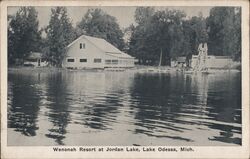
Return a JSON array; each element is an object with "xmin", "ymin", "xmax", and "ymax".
[
  {"xmin": 171, "ymin": 56, "xmax": 187, "ymax": 67},
  {"xmin": 24, "ymin": 52, "xmax": 47, "ymax": 67},
  {"xmin": 191, "ymin": 55, "xmax": 233, "ymax": 69},
  {"xmin": 62, "ymin": 35, "xmax": 135, "ymax": 69}
]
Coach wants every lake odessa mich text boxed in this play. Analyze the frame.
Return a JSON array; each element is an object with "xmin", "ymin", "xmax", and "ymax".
[{"xmin": 53, "ymin": 147, "xmax": 194, "ymax": 152}]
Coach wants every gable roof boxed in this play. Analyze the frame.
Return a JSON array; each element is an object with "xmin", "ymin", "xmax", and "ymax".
[
  {"xmin": 67, "ymin": 35, "xmax": 134, "ymax": 59},
  {"xmin": 27, "ymin": 52, "xmax": 43, "ymax": 59},
  {"xmin": 84, "ymin": 35, "xmax": 123, "ymax": 54},
  {"xmin": 176, "ymin": 57, "xmax": 186, "ymax": 62}
]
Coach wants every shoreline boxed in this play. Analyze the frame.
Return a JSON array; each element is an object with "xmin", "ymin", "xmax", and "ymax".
[{"xmin": 7, "ymin": 66, "xmax": 241, "ymax": 74}]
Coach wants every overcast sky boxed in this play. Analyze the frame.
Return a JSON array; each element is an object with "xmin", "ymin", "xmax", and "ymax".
[{"xmin": 8, "ymin": 6, "xmax": 212, "ymax": 29}]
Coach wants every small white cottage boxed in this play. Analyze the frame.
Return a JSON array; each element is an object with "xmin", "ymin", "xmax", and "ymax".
[
  {"xmin": 171, "ymin": 56, "xmax": 187, "ymax": 67},
  {"xmin": 24, "ymin": 52, "xmax": 47, "ymax": 67},
  {"xmin": 62, "ymin": 35, "xmax": 135, "ymax": 69}
]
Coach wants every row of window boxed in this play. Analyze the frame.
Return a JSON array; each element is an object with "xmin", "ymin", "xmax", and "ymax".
[
  {"xmin": 105, "ymin": 59, "xmax": 134, "ymax": 65},
  {"xmin": 67, "ymin": 58, "xmax": 101, "ymax": 63},
  {"xmin": 105, "ymin": 59, "xmax": 118, "ymax": 64},
  {"xmin": 67, "ymin": 58, "xmax": 134, "ymax": 65}
]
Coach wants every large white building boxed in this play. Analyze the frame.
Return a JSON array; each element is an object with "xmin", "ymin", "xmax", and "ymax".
[
  {"xmin": 62, "ymin": 35, "xmax": 135, "ymax": 69},
  {"xmin": 171, "ymin": 55, "xmax": 234, "ymax": 69},
  {"xmin": 191, "ymin": 55, "xmax": 233, "ymax": 69}
]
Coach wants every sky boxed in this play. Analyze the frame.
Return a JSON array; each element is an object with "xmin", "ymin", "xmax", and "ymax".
[{"xmin": 8, "ymin": 6, "xmax": 212, "ymax": 29}]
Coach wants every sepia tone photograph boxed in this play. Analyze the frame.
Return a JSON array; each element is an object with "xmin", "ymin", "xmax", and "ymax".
[
  {"xmin": 1, "ymin": 0, "xmax": 249, "ymax": 158},
  {"xmin": 6, "ymin": 5, "xmax": 243, "ymax": 146}
]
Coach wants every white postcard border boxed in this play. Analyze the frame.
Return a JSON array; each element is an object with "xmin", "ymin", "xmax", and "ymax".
[{"xmin": 1, "ymin": 0, "xmax": 249, "ymax": 158}]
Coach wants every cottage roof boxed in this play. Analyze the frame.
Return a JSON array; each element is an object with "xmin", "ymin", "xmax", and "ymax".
[
  {"xmin": 84, "ymin": 35, "xmax": 123, "ymax": 54},
  {"xmin": 67, "ymin": 35, "xmax": 134, "ymax": 59},
  {"xmin": 176, "ymin": 57, "xmax": 186, "ymax": 63},
  {"xmin": 27, "ymin": 52, "xmax": 43, "ymax": 59},
  {"xmin": 106, "ymin": 52, "xmax": 134, "ymax": 58}
]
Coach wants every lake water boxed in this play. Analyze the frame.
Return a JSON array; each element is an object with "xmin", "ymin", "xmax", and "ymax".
[{"xmin": 7, "ymin": 69, "xmax": 241, "ymax": 146}]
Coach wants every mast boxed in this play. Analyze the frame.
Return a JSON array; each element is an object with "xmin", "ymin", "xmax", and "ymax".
[{"xmin": 159, "ymin": 48, "xmax": 162, "ymax": 67}]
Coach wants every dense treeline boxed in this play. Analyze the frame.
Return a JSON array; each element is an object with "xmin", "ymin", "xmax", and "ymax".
[
  {"xmin": 43, "ymin": 7, "xmax": 76, "ymax": 66},
  {"xmin": 8, "ymin": 6, "xmax": 241, "ymax": 66},
  {"xmin": 77, "ymin": 8, "xmax": 125, "ymax": 50},
  {"xmin": 8, "ymin": 7, "xmax": 41, "ymax": 64},
  {"xmin": 128, "ymin": 7, "xmax": 240, "ymax": 65},
  {"xmin": 207, "ymin": 7, "xmax": 241, "ymax": 60}
]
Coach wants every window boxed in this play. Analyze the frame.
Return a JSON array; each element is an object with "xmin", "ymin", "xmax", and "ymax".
[
  {"xmin": 80, "ymin": 59, "xmax": 87, "ymax": 62},
  {"xmin": 67, "ymin": 59, "xmax": 74, "ymax": 62},
  {"xmin": 105, "ymin": 60, "xmax": 111, "ymax": 64},
  {"xmin": 111, "ymin": 59, "xmax": 118, "ymax": 64},
  {"xmin": 80, "ymin": 43, "xmax": 85, "ymax": 49},
  {"xmin": 94, "ymin": 58, "xmax": 102, "ymax": 63}
]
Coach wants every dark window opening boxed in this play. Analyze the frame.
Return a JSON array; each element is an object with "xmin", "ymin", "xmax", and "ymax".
[
  {"xmin": 105, "ymin": 60, "xmax": 111, "ymax": 64},
  {"xmin": 80, "ymin": 59, "xmax": 87, "ymax": 62},
  {"xmin": 111, "ymin": 59, "xmax": 118, "ymax": 64},
  {"xmin": 80, "ymin": 43, "xmax": 85, "ymax": 49},
  {"xmin": 67, "ymin": 59, "xmax": 74, "ymax": 62},
  {"xmin": 94, "ymin": 58, "xmax": 102, "ymax": 63}
]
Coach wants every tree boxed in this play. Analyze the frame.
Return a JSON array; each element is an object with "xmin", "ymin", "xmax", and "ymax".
[
  {"xmin": 8, "ymin": 7, "xmax": 41, "ymax": 65},
  {"xmin": 207, "ymin": 7, "xmax": 241, "ymax": 60},
  {"xmin": 128, "ymin": 7, "xmax": 155, "ymax": 64},
  {"xmin": 233, "ymin": 8, "xmax": 241, "ymax": 60},
  {"xmin": 123, "ymin": 24, "xmax": 135, "ymax": 52},
  {"xmin": 182, "ymin": 15, "xmax": 208, "ymax": 66},
  {"xmin": 134, "ymin": 7, "xmax": 155, "ymax": 25},
  {"xmin": 77, "ymin": 8, "xmax": 125, "ymax": 50},
  {"xmin": 129, "ymin": 7, "xmax": 186, "ymax": 66},
  {"xmin": 45, "ymin": 7, "xmax": 76, "ymax": 66}
]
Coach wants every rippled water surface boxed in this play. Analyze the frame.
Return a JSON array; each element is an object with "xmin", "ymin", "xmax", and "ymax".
[{"xmin": 7, "ymin": 69, "xmax": 241, "ymax": 146}]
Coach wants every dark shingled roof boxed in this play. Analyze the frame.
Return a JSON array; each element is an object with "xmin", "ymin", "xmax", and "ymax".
[
  {"xmin": 176, "ymin": 57, "xmax": 186, "ymax": 63},
  {"xmin": 27, "ymin": 52, "xmax": 43, "ymax": 59}
]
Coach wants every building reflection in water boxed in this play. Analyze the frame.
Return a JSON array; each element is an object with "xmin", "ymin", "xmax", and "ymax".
[
  {"xmin": 205, "ymin": 73, "xmax": 242, "ymax": 145},
  {"xmin": 188, "ymin": 73, "xmax": 241, "ymax": 145},
  {"xmin": 66, "ymin": 72, "xmax": 133, "ymax": 131},
  {"xmin": 129, "ymin": 73, "xmax": 195, "ymax": 142},
  {"xmin": 44, "ymin": 72, "xmax": 71, "ymax": 145},
  {"xmin": 7, "ymin": 70, "xmax": 242, "ymax": 146},
  {"xmin": 128, "ymin": 72, "xmax": 241, "ymax": 145}
]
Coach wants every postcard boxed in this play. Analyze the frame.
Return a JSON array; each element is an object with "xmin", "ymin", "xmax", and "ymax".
[{"xmin": 1, "ymin": 0, "xmax": 249, "ymax": 158}]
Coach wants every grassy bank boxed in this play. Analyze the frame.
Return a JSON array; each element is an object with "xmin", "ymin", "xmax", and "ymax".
[
  {"xmin": 8, "ymin": 64, "xmax": 241, "ymax": 74},
  {"xmin": 8, "ymin": 66, "xmax": 65, "ymax": 73}
]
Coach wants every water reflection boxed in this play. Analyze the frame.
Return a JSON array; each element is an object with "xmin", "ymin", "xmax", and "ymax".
[
  {"xmin": 8, "ymin": 70, "xmax": 242, "ymax": 146},
  {"xmin": 8, "ymin": 73, "xmax": 41, "ymax": 136},
  {"xmin": 188, "ymin": 73, "xmax": 241, "ymax": 145},
  {"xmin": 130, "ymin": 74, "xmax": 194, "ymax": 142},
  {"xmin": 63, "ymin": 72, "xmax": 132, "ymax": 131},
  {"xmin": 45, "ymin": 72, "xmax": 71, "ymax": 145},
  {"xmin": 129, "ymin": 73, "xmax": 241, "ymax": 144},
  {"xmin": 205, "ymin": 73, "xmax": 242, "ymax": 145}
]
